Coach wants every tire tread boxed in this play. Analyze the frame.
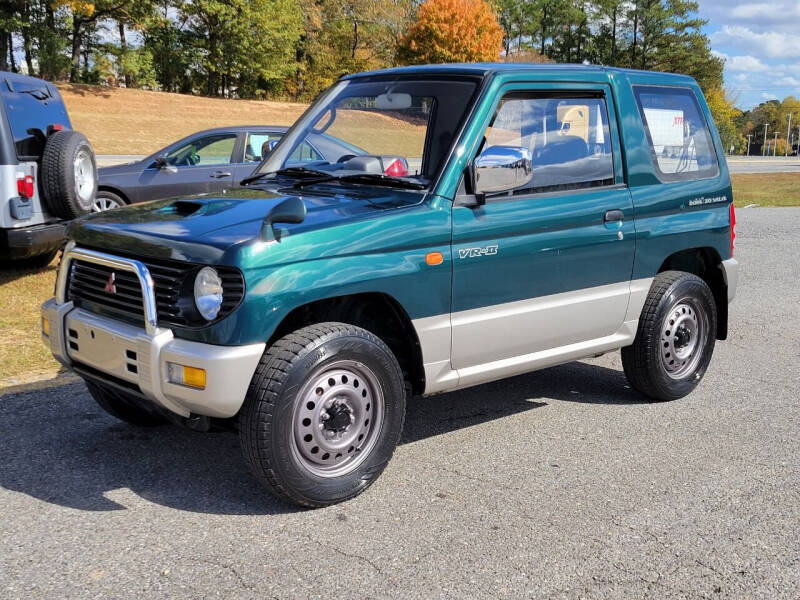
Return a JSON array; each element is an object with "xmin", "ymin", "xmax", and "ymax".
[{"xmin": 239, "ymin": 322, "xmax": 405, "ymax": 508}]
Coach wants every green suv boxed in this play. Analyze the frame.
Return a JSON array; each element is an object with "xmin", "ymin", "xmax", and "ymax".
[{"xmin": 42, "ymin": 64, "xmax": 738, "ymax": 507}]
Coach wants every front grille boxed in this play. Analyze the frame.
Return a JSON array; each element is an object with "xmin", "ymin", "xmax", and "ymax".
[{"xmin": 66, "ymin": 252, "xmax": 244, "ymax": 328}]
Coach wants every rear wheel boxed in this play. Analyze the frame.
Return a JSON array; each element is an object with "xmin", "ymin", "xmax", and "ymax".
[
  {"xmin": 239, "ymin": 323, "xmax": 406, "ymax": 508},
  {"xmin": 85, "ymin": 380, "xmax": 166, "ymax": 426},
  {"xmin": 622, "ymin": 271, "xmax": 717, "ymax": 401}
]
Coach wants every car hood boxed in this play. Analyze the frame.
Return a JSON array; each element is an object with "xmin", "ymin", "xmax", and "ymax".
[
  {"xmin": 68, "ymin": 186, "xmax": 425, "ymax": 263},
  {"xmin": 97, "ymin": 160, "xmax": 146, "ymax": 177}
]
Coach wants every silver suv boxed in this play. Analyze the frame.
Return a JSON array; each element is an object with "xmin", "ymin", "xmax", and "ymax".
[{"xmin": 1, "ymin": 71, "xmax": 97, "ymax": 266}]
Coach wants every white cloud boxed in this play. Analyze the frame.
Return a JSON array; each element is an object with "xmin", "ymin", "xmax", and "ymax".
[
  {"xmin": 729, "ymin": 3, "xmax": 800, "ymax": 20},
  {"xmin": 711, "ymin": 26, "xmax": 800, "ymax": 59},
  {"xmin": 777, "ymin": 76, "xmax": 800, "ymax": 86},
  {"xmin": 712, "ymin": 51, "xmax": 768, "ymax": 72},
  {"xmin": 700, "ymin": 1, "xmax": 800, "ymax": 33}
]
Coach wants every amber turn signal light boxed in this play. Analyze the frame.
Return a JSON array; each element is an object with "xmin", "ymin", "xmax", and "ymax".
[{"xmin": 426, "ymin": 252, "xmax": 444, "ymax": 266}]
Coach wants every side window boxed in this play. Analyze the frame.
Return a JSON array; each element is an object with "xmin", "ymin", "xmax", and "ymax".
[
  {"xmin": 634, "ymin": 86, "xmax": 719, "ymax": 181},
  {"xmin": 165, "ymin": 133, "xmax": 236, "ymax": 167},
  {"xmin": 244, "ymin": 132, "xmax": 322, "ymax": 164},
  {"xmin": 289, "ymin": 141, "xmax": 323, "ymax": 162},
  {"xmin": 244, "ymin": 132, "xmax": 282, "ymax": 163},
  {"xmin": 483, "ymin": 92, "xmax": 615, "ymax": 194}
]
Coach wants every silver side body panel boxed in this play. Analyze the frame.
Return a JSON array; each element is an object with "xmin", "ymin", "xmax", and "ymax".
[
  {"xmin": 0, "ymin": 162, "xmax": 49, "ymax": 228},
  {"xmin": 415, "ymin": 277, "xmax": 653, "ymax": 395}
]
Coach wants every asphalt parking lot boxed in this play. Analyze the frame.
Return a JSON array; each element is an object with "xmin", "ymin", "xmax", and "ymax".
[
  {"xmin": 726, "ymin": 156, "xmax": 800, "ymax": 174},
  {"xmin": 1, "ymin": 208, "xmax": 798, "ymax": 599}
]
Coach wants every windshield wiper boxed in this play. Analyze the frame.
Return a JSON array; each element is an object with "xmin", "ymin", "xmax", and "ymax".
[
  {"xmin": 241, "ymin": 167, "xmax": 334, "ymax": 186},
  {"xmin": 338, "ymin": 173, "xmax": 426, "ymax": 190}
]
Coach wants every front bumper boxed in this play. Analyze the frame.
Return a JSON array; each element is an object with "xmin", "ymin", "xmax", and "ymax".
[{"xmin": 41, "ymin": 245, "xmax": 264, "ymax": 418}]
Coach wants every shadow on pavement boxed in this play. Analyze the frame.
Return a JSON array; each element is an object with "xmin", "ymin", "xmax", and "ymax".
[{"xmin": 0, "ymin": 360, "xmax": 645, "ymax": 515}]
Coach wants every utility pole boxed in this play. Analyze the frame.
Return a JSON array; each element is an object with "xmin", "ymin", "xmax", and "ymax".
[
  {"xmin": 746, "ymin": 134, "xmax": 752, "ymax": 156},
  {"xmin": 774, "ymin": 132, "xmax": 778, "ymax": 156},
  {"xmin": 786, "ymin": 113, "xmax": 792, "ymax": 157},
  {"xmin": 763, "ymin": 123, "xmax": 769, "ymax": 156}
]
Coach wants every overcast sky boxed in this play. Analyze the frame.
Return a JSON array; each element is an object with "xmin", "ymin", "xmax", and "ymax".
[{"xmin": 699, "ymin": 0, "xmax": 800, "ymax": 109}]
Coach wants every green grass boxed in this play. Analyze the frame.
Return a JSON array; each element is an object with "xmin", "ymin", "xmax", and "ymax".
[
  {"xmin": 0, "ymin": 258, "xmax": 62, "ymax": 388},
  {"xmin": 1, "ymin": 173, "xmax": 798, "ymax": 388},
  {"xmin": 731, "ymin": 173, "xmax": 800, "ymax": 207}
]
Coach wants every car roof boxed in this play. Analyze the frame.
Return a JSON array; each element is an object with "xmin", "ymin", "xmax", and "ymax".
[{"xmin": 342, "ymin": 63, "xmax": 696, "ymax": 83}]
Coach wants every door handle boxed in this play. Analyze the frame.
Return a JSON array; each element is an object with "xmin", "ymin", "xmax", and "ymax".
[
  {"xmin": 211, "ymin": 171, "xmax": 232, "ymax": 178},
  {"xmin": 603, "ymin": 209, "xmax": 624, "ymax": 222}
]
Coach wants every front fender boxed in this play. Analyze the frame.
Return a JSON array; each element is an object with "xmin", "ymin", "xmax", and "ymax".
[{"xmin": 171, "ymin": 200, "xmax": 453, "ymax": 346}]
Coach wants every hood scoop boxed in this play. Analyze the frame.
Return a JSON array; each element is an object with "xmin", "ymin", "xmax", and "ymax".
[{"xmin": 170, "ymin": 200, "xmax": 204, "ymax": 216}]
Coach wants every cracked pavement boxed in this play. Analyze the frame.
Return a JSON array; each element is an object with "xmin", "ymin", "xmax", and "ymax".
[{"xmin": 1, "ymin": 208, "xmax": 799, "ymax": 598}]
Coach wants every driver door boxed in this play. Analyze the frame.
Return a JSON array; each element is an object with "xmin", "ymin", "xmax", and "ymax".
[
  {"xmin": 450, "ymin": 85, "xmax": 636, "ymax": 381},
  {"xmin": 138, "ymin": 132, "xmax": 238, "ymax": 201}
]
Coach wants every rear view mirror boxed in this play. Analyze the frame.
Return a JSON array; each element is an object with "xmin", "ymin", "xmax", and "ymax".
[
  {"xmin": 375, "ymin": 93, "xmax": 412, "ymax": 110},
  {"xmin": 473, "ymin": 146, "xmax": 533, "ymax": 196}
]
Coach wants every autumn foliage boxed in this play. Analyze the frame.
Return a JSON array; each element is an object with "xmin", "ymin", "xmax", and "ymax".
[{"xmin": 397, "ymin": 0, "xmax": 503, "ymax": 65}]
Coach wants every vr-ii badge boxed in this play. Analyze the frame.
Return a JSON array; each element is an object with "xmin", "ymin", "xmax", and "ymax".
[{"xmin": 458, "ymin": 245, "xmax": 498, "ymax": 259}]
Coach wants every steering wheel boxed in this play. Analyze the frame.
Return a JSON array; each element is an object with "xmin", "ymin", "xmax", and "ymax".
[{"xmin": 187, "ymin": 152, "xmax": 200, "ymax": 166}]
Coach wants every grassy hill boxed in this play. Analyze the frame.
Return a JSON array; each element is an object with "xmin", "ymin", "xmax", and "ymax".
[{"xmin": 58, "ymin": 84, "xmax": 309, "ymax": 156}]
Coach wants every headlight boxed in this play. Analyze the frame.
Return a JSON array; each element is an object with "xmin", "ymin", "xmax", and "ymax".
[{"xmin": 194, "ymin": 267, "xmax": 223, "ymax": 321}]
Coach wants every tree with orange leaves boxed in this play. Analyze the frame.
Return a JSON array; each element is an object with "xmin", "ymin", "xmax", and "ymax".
[{"xmin": 397, "ymin": 0, "xmax": 503, "ymax": 65}]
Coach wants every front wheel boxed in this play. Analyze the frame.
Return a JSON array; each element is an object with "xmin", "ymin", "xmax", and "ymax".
[
  {"xmin": 622, "ymin": 271, "xmax": 717, "ymax": 401},
  {"xmin": 239, "ymin": 323, "xmax": 406, "ymax": 508}
]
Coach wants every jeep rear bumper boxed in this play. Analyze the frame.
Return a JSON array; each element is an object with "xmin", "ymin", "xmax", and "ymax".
[{"xmin": 0, "ymin": 221, "xmax": 65, "ymax": 259}]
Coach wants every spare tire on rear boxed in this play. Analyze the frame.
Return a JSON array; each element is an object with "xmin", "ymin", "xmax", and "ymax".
[{"xmin": 40, "ymin": 130, "xmax": 97, "ymax": 219}]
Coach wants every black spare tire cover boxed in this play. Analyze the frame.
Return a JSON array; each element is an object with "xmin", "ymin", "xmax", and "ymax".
[{"xmin": 40, "ymin": 130, "xmax": 98, "ymax": 219}]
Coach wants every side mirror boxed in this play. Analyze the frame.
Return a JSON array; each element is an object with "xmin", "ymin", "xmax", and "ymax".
[
  {"xmin": 153, "ymin": 155, "xmax": 167, "ymax": 168},
  {"xmin": 260, "ymin": 196, "xmax": 307, "ymax": 242},
  {"xmin": 473, "ymin": 146, "xmax": 533, "ymax": 197}
]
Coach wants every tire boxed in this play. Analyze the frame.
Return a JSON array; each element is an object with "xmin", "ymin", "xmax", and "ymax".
[
  {"xmin": 622, "ymin": 271, "xmax": 717, "ymax": 401},
  {"xmin": 85, "ymin": 380, "xmax": 166, "ymax": 427},
  {"xmin": 239, "ymin": 322, "xmax": 406, "ymax": 508},
  {"xmin": 93, "ymin": 190, "xmax": 126, "ymax": 213},
  {"xmin": 40, "ymin": 130, "xmax": 97, "ymax": 219}
]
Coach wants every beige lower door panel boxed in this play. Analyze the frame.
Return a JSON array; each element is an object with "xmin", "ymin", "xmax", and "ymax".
[{"xmin": 450, "ymin": 280, "xmax": 637, "ymax": 371}]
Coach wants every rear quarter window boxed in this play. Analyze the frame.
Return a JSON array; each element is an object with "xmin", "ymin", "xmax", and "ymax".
[
  {"xmin": 1, "ymin": 79, "xmax": 71, "ymax": 160},
  {"xmin": 634, "ymin": 86, "xmax": 719, "ymax": 182}
]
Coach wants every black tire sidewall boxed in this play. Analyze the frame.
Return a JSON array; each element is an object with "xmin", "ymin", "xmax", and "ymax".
[
  {"xmin": 269, "ymin": 333, "xmax": 405, "ymax": 505},
  {"xmin": 40, "ymin": 131, "xmax": 97, "ymax": 219},
  {"xmin": 648, "ymin": 276, "xmax": 717, "ymax": 399}
]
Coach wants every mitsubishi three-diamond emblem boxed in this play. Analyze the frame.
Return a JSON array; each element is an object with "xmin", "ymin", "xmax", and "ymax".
[{"xmin": 104, "ymin": 272, "xmax": 117, "ymax": 294}]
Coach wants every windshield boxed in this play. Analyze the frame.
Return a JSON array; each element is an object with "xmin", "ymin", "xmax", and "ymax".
[{"xmin": 256, "ymin": 76, "xmax": 479, "ymax": 187}]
